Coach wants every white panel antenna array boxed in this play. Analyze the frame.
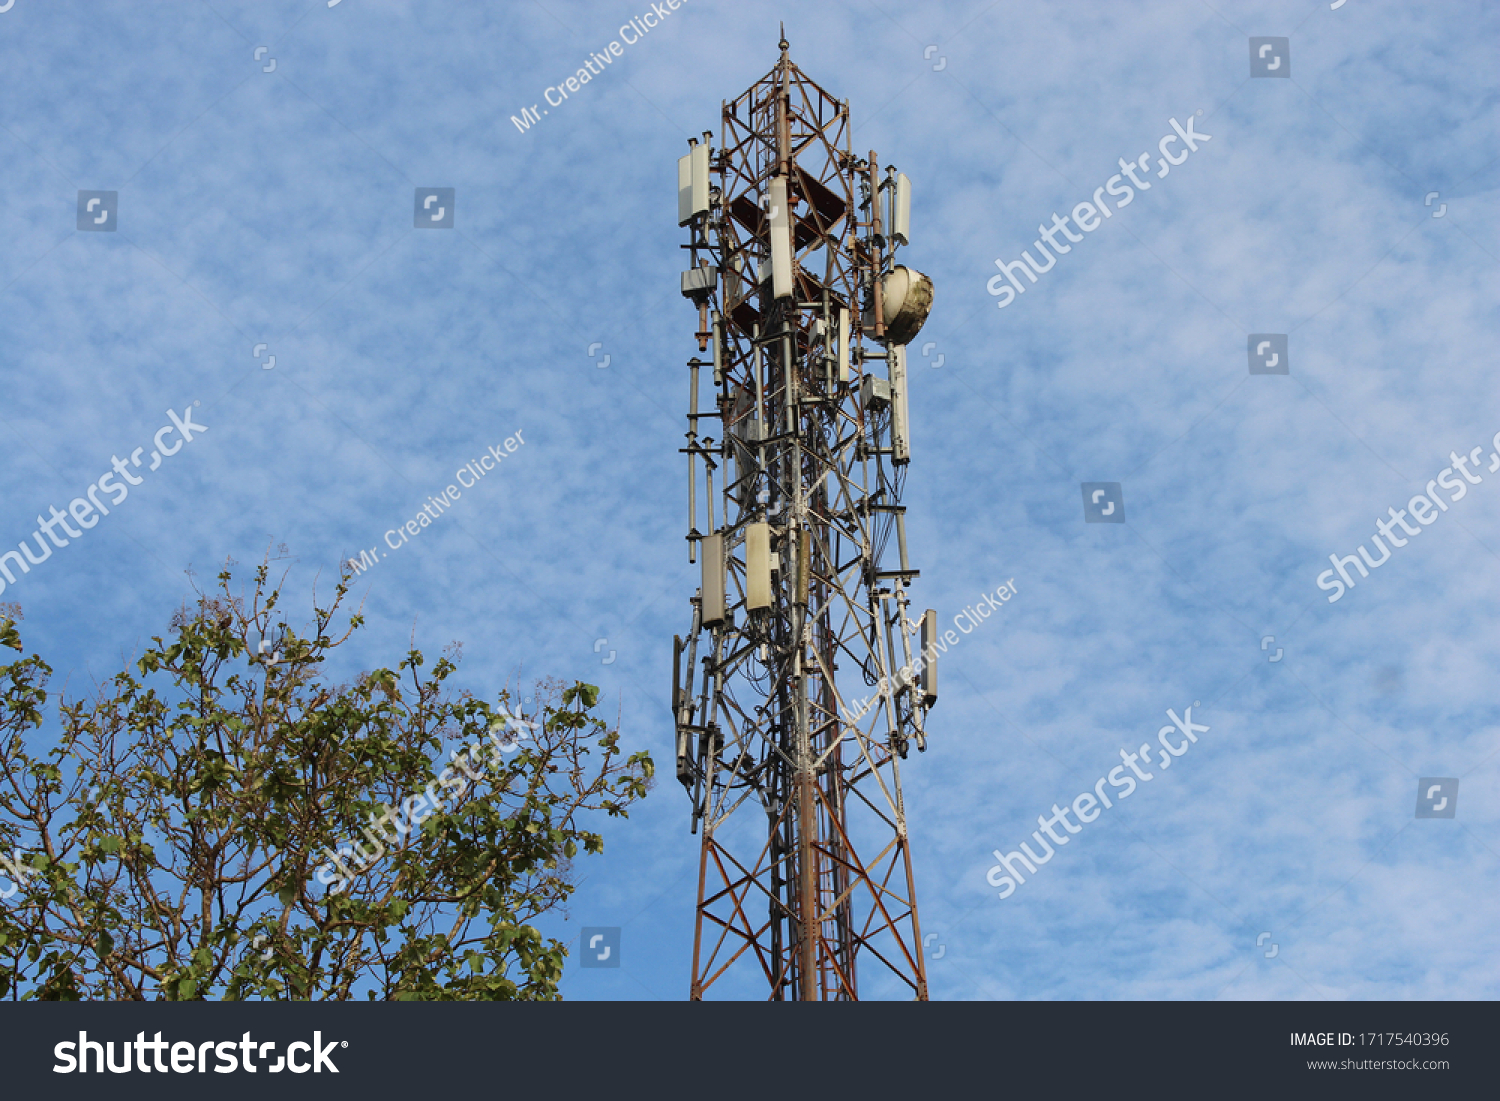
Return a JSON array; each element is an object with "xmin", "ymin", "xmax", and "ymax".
[
  {"xmin": 889, "ymin": 344, "xmax": 911, "ymax": 464},
  {"xmin": 767, "ymin": 176, "xmax": 793, "ymax": 299},
  {"xmin": 678, "ymin": 142, "xmax": 710, "ymax": 227},
  {"xmin": 837, "ymin": 306, "xmax": 850, "ymax": 382},
  {"xmin": 744, "ymin": 522, "xmax": 772, "ymax": 610},
  {"xmin": 888, "ymin": 172, "xmax": 911, "ymax": 247}
]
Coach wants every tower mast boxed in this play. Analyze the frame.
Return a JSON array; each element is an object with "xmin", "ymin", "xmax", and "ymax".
[{"xmin": 673, "ymin": 36, "xmax": 937, "ymax": 1000}]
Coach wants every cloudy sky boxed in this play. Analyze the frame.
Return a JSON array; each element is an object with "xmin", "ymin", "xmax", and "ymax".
[{"xmin": 1, "ymin": 0, "xmax": 1495, "ymax": 1000}]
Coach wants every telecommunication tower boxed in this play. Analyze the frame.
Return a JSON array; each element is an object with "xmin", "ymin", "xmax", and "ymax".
[{"xmin": 672, "ymin": 34, "xmax": 938, "ymax": 1001}]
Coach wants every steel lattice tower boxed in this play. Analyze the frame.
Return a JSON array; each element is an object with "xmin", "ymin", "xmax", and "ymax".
[{"xmin": 672, "ymin": 36, "xmax": 938, "ymax": 1001}]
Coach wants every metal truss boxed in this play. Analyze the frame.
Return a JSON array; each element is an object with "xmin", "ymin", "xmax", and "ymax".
[{"xmin": 673, "ymin": 36, "xmax": 935, "ymax": 1001}]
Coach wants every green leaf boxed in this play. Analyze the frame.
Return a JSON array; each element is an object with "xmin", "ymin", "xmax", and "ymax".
[{"xmin": 0, "ymin": 557, "xmax": 655, "ymax": 1003}]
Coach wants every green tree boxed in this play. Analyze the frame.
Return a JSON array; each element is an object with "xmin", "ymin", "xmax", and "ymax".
[{"xmin": 0, "ymin": 562, "xmax": 652, "ymax": 1000}]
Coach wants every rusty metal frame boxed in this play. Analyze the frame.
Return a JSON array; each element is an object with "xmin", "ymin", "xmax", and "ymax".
[{"xmin": 677, "ymin": 37, "xmax": 931, "ymax": 1001}]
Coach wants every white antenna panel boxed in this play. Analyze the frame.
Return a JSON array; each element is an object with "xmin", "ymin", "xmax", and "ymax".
[
  {"xmin": 920, "ymin": 609, "xmax": 938, "ymax": 705},
  {"xmin": 837, "ymin": 306, "xmax": 850, "ymax": 382},
  {"xmin": 745, "ymin": 523, "xmax": 772, "ymax": 610},
  {"xmin": 701, "ymin": 533, "xmax": 726, "ymax": 626},
  {"xmin": 890, "ymin": 172, "xmax": 911, "ymax": 247},
  {"xmin": 768, "ymin": 177, "xmax": 793, "ymax": 299},
  {"xmin": 678, "ymin": 143, "xmax": 710, "ymax": 227},
  {"xmin": 889, "ymin": 344, "xmax": 910, "ymax": 464}
]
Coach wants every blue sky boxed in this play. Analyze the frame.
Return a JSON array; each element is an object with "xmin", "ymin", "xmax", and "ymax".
[{"xmin": 1, "ymin": 0, "xmax": 1496, "ymax": 1000}]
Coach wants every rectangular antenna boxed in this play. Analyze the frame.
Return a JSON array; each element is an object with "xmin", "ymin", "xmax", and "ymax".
[
  {"xmin": 890, "ymin": 172, "xmax": 911, "ymax": 247},
  {"xmin": 701, "ymin": 533, "xmax": 726, "ymax": 625},
  {"xmin": 837, "ymin": 306, "xmax": 850, "ymax": 382},
  {"xmin": 711, "ymin": 312, "xmax": 724, "ymax": 385},
  {"xmin": 678, "ymin": 143, "xmax": 710, "ymax": 226},
  {"xmin": 672, "ymin": 634, "xmax": 684, "ymax": 718},
  {"xmin": 745, "ymin": 523, "xmax": 772, "ymax": 610},
  {"xmin": 889, "ymin": 344, "xmax": 910, "ymax": 464},
  {"xmin": 920, "ymin": 609, "xmax": 938, "ymax": 705},
  {"xmin": 794, "ymin": 529, "xmax": 811, "ymax": 606},
  {"xmin": 768, "ymin": 177, "xmax": 793, "ymax": 299}
]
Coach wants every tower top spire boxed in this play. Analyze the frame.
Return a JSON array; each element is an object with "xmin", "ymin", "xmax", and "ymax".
[{"xmin": 778, "ymin": 22, "xmax": 788, "ymax": 54}]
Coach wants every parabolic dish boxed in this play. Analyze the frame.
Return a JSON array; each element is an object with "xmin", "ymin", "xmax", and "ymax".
[{"xmin": 873, "ymin": 265, "xmax": 934, "ymax": 346}]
